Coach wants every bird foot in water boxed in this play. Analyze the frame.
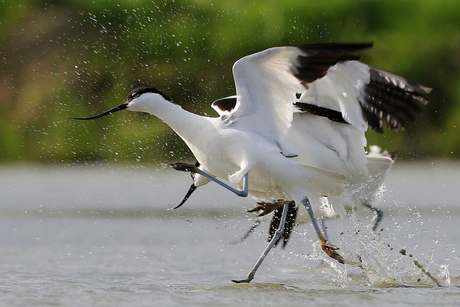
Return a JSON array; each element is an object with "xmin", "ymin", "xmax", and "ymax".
[
  {"xmin": 321, "ymin": 241, "xmax": 345, "ymax": 264},
  {"xmin": 231, "ymin": 277, "xmax": 253, "ymax": 284},
  {"xmin": 168, "ymin": 162, "xmax": 198, "ymax": 173}
]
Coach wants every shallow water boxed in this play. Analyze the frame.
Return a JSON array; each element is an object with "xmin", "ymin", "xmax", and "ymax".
[{"xmin": 1, "ymin": 161, "xmax": 459, "ymax": 306}]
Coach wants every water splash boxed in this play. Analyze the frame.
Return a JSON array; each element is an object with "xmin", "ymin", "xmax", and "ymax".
[
  {"xmin": 349, "ymin": 209, "xmax": 452, "ymax": 287},
  {"xmin": 296, "ymin": 208, "xmax": 452, "ymax": 287}
]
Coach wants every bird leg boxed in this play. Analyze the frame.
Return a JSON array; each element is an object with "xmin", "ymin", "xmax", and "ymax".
[
  {"xmin": 239, "ymin": 200, "xmax": 297, "ymax": 248},
  {"xmin": 301, "ymin": 197, "xmax": 344, "ymax": 264},
  {"xmin": 168, "ymin": 162, "xmax": 248, "ymax": 197},
  {"xmin": 232, "ymin": 203, "xmax": 289, "ymax": 283},
  {"xmin": 268, "ymin": 201, "xmax": 298, "ymax": 248},
  {"xmin": 363, "ymin": 203, "xmax": 383, "ymax": 231},
  {"xmin": 320, "ymin": 219, "xmax": 329, "ymax": 241},
  {"xmin": 230, "ymin": 220, "xmax": 261, "ymax": 244}
]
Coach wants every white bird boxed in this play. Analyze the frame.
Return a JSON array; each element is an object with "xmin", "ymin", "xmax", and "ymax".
[
  {"xmin": 73, "ymin": 42, "xmax": 430, "ymax": 283},
  {"xmin": 235, "ymin": 146, "xmax": 393, "ymax": 249}
]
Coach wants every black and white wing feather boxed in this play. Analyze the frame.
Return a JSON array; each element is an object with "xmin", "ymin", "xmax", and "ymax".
[
  {"xmin": 293, "ymin": 43, "xmax": 430, "ymax": 133},
  {"xmin": 219, "ymin": 42, "xmax": 429, "ymax": 138}
]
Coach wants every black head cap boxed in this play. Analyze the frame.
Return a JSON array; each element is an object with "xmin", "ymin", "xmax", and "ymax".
[
  {"xmin": 70, "ymin": 87, "xmax": 171, "ymax": 121},
  {"xmin": 127, "ymin": 87, "xmax": 171, "ymax": 103}
]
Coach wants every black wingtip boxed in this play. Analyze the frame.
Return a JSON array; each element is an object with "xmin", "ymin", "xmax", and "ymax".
[
  {"xmin": 361, "ymin": 68, "xmax": 431, "ymax": 133},
  {"xmin": 294, "ymin": 42, "xmax": 374, "ymax": 85},
  {"xmin": 299, "ymin": 42, "xmax": 374, "ymax": 53},
  {"xmin": 268, "ymin": 201, "xmax": 298, "ymax": 248}
]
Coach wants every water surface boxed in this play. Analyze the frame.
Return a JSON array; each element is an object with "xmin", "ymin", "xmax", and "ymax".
[{"xmin": 1, "ymin": 161, "xmax": 459, "ymax": 306}]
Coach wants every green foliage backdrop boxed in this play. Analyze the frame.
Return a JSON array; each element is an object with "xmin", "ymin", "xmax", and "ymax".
[{"xmin": 1, "ymin": 0, "xmax": 459, "ymax": 165}]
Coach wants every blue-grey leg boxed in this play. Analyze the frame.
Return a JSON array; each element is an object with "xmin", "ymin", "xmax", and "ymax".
[
  {"xmin": 320, "ymin": 219, "xmax": 329, "ymax": 241},
  {"xmin": 363, "ymin": 203, "xmax": 383, "ymax": 231},
  {"xmin": 302, "ymin": 197, "xmax": 344, "ymax": 264},
  {"xmin": 232, "ymin": 203, "xmax": 289, "ymax": 283},
  {"xmin": 169, "ymin": 162, "xmax": 248, "ymax": 197},
  {"xmin": 231, "ymin": 220, "xmax": 261, "ymax": 244}
]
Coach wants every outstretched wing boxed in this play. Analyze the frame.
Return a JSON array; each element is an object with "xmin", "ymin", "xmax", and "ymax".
[
  {"xmin": 218, "ymin": 42, "xmax": 429, "ymax": 180},
  {"xmin": 224, "ymin": 43, "xmax": 371, "ymax": 141},
  {"xmin": 211, "ymin": 95, "xmax": 238, "ymax": 121},
  {"xmin": 222, "ymin": 42, "xmax": 429, "ymax": 140}
]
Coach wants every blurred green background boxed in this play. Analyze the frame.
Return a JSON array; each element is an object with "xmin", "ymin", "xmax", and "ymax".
[{"xmin": 1, "ymin": 0, "xmax": 459, "ymax": 165}]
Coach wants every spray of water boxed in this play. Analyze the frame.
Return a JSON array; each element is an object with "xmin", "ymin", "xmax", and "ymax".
[{"xmin": 295, "ymin": 206, "xmax": 451, "ymax": 287}]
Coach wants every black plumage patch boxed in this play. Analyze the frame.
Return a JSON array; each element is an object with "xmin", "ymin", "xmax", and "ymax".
[
  {"xmin": 212, "ymin": 97, "xmax": 237, "ymax": 112},
  {"xmin": 127, "ymin": 87, "xmax": 171, "ymax": 102},
  {"xmin": 293, "ymin": 43, "xmax": 373, "ymax": 86},
  {"xmin": 294, "ymin": 102, "xmax": 348, "ymax": 124}
]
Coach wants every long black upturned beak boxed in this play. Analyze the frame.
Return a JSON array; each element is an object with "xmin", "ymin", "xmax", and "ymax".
[
  {"xmin": 70, "ymin": 103, "xmax": 128, "ymax": 120},
  {"xmin": 173, "ymin": 184, "xmax": 197, "ymax": 209}
]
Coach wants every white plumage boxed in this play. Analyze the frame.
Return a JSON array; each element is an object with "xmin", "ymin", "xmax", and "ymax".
[{"xmin": 73, "ymin": 43, "xmax": 430, "ymax": 282}]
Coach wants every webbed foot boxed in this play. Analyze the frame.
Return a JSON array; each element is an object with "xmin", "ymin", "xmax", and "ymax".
[
  {"xmin": 248, "ymin": 199, "xmax": 287, "ymax": 217},
  {"xmin": 321, "ymin": 240, "xmax": 344, "ymax": 264}
]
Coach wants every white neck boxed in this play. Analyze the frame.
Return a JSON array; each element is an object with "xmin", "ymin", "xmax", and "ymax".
[{"xmin": 131, "ymin": 94, "xmax": 216, "ymax": 155}]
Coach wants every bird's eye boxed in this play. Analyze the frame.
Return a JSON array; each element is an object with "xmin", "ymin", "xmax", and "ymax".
[{"xmin": 128, "ymin": 93, "xmax": 138, "ymax": 102}]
